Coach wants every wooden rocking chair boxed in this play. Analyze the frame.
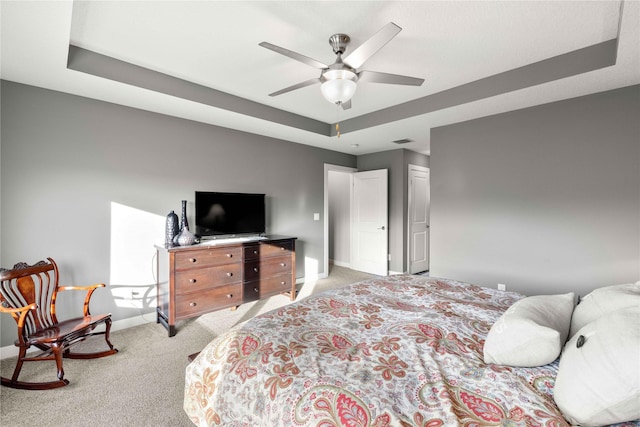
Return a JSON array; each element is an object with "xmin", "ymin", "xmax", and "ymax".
[{"xmin": 0, "ymin": 257, "xmax": 118, "ymax": 390}]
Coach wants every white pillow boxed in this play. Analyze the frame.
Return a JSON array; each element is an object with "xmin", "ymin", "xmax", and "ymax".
[
  {"xmin": 554, "ymin": 307, "xmax": 640, "ymax": 426},
  {"xmin": 570, "ymin": 282, "xmax": 640, "ymax": 337},
  {"xmin": 483, "ymin": 292, "xmax": 575, "ymax": 367}
]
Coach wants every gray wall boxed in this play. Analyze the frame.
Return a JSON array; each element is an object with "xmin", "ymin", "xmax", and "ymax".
[
  {"xmin": 430, "ymin": 85, "xmax": 640, "ymax": 296},
  {"xmin": 0, "ymin": 80, "xmax": 356, "ymax": 347},
  {"xmin": 357, "ymin": 149, "xmax": 429, "ymax": 273}
]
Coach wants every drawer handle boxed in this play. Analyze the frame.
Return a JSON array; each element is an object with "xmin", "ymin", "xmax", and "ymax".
[
  {"xmin": 226, "ymin": 294, "xmax": 233, "ymax": 299},
  {"xmin": 189, "ymin": 278, "xmax": 197, "ymax": 283},
  {"xmin": 280, "ymin": 263, "xmax": 286, "ymax": 267},
  {"xmin": 281, "ymin": 281, "xmax": 286, "ymax": 286},
  {"xmin": 253, "ymin": 267, "xmax": 259, "ymax": 272},
  {"xmin": 226, "ymin": 272, "xmax": 233, "ymax": 277},
  {"xmin": 226, "ymin": 253, "xmax": 233, "ymax": 258},
  {"xmin": 253, "ymin": 250, "xmax": 258, "ymax": 255},
  {"xmin": 189, "ymin": 258, "xmax": 197, "ymax": 263},
  {"xmin": 253, "ymin": 287, "xmax": 259, "ymax": 293},
  {"xmin": 189, "ymin": 302, "xmax": 197, "ymax": 307}
]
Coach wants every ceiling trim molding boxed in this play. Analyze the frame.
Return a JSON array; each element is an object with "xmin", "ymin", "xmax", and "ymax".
[
  {"xmin": 332, "ymin": 39, "xmax": 618, "ymax": 136},
  {"xmin": 68, "ymin": 38, "xmax": 618, "ymax": 140},
  {"xmin": 67, "ymin": 45, "xmax": 330, "ymax": 136}
]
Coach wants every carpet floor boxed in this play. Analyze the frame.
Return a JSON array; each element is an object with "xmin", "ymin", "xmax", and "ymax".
[{"xmin": 0, "ymin": 265, "xmax": 376, "ymax": 427}]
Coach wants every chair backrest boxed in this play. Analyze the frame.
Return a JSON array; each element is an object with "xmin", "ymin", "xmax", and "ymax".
[{"xmin": 0, "ymin": 258, "xmax": 60, "ymax": 338}]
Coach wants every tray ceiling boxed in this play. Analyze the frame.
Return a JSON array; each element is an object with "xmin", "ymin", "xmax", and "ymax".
[{"xmin": 2, "ymin": 1, "xmax": 639, "ymax": 155}]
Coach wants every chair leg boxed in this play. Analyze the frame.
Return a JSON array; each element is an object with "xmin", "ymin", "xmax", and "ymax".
[
  {"xmin": 64, "ymin": 318, "xmax": 118, "ymax": 360},
  {"xmin": 10, "ymin": 346, "xmax": 27, "ymax": 382},
  {"xmin": 104, "ymin": 317, "xmax": 116, "ymax": 351},
  {"xmin": 1, "ymin": 345, "xmax": 69, "ymax": 390},
  {"xmin": 52, "ymin": 343, "xmax": 66, "ymax": 381}
]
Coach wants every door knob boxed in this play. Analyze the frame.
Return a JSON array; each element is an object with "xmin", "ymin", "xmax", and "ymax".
[{"xmin": 378, "ymin": 226, "xmax": 385, "ymax": 230}]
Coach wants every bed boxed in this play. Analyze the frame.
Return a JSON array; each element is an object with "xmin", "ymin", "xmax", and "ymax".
[{"xmin": 183, "ymin": 274, "xmax": 639, "ymax": 426}]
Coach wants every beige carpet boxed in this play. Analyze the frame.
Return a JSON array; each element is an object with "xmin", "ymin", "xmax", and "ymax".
[{"xmin": 0, "ymin": 266, "xmax": 375, "ymax": 427}]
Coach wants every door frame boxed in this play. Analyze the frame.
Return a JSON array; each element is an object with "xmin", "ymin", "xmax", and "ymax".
[
  {"xmin": 407, "ymin": 164, "xmax": 430, "ymax": 274},
  {"xmin": 324, "ymin": 163, "xmax": 357, "ymax": 279}
]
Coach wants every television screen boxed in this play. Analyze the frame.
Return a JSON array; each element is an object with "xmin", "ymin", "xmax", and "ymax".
[{"xmin": 195, "ymin": 191, "xmax": 266, "ymax": 237}]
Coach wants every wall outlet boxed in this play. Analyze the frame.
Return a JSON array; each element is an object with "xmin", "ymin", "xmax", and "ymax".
[
  {"xmin": 497, "ymin": 283, "xmax": 506, "ymax": 291},
  {"xmin": 125, "ymin": 290, "xmax": 140, "ymax": 300}
]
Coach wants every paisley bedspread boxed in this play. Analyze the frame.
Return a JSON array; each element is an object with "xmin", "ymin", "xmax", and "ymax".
[{"xmin": 183, "ymin": 275, "xmax": 579, "ymax": 426}]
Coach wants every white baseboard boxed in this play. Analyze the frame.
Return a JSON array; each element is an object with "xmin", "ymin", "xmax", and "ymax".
[
  {"xmin": 111, "ymin": 312, "xmax": 155, "ymax": 331},
  {"xmin": 331, "ymin": 260, "xmax": 351, "ymax": 268},
  {"xmin": 298, "ymin": 271, "xmax": 328, "ymax": 283},
  {"xmin": 331, "ymin": 260, "xmax": 402, "ymax": 276},
  {"xmin": 0, "ymin": 314, "xmax": 154, "ymax": 360}
]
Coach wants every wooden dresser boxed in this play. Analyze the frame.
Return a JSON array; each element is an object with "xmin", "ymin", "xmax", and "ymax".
[{"xmin": 155, "ymin": 236, "xmax": 296, "ymax": 336}]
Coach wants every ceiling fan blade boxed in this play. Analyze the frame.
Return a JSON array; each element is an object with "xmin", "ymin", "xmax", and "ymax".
[
  {"xmin": 343, "ymin": 22, "xmax": 402, "ymax": 69},
  {"xmin": 358, "ymin": 70, "xmax": 424, "ymax": 86},
  {"xmin": 259, "ymin": 42, "xmax": 328, "ymax": 69},
  {"xmin": 341, "ymin": 100, "xmax": 352, "ymax": 110},
  {"xmin": 268, "ymin": 78, "xmax": 321, "ymax": 97}
]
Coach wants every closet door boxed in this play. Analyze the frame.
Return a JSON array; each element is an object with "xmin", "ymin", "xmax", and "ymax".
[
  {"xmin": 351, "ymin": 169, "xmax": 388, "ymax": 276},
  {"xmin": 408, "ymin": 165, "xmax": 430, "ymax": 274}
]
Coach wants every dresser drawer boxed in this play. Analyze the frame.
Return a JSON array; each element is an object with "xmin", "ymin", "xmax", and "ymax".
[
  {"xmin": 175, "ymin": 247, "xmax": 242, "ymax": 270},
  {"xmin": 244, "ymin": 255, "xmax": 292, "ymax": 281},
  {"xmin": 243, "ymin": 240, "xmax": 294, "ymax": 260},
  {"xmin": 245, "ymin": 274, "xmax": 293, "ymax": 300},
  {"xmin": 174, "ymin": 263, "xmax": 242, "ymax": 293},
  {"xmin": 175, "ymin": 283, "xmax": 242, "ymax": 319}
]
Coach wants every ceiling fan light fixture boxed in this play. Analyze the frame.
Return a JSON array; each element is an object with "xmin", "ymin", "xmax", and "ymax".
[
  {"xmin": 320, "ymin": 69, "xmax": 357, "ymax": 104},
  {"xmin": 261, "ymin": 23, "xmax": 422, "ymax": 107}
]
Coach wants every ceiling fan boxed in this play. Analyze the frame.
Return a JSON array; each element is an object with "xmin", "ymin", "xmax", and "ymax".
[{"xmin": 259, "ymin": 22, "xmax": 424, "ymax": 110}]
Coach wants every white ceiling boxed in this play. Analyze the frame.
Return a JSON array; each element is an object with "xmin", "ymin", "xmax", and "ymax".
[{"xmin": 2, "ymin": 1, "xmax": 639, "ymax": 155}]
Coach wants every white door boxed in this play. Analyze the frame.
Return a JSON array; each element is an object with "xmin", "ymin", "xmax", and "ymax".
[
  {"xmin": 408, "ymin": 165, "xmax": 430, "ymax": 274},
  {"xmin": 351, "ymin": 169, "xmax": 388, "ymax": 276}
]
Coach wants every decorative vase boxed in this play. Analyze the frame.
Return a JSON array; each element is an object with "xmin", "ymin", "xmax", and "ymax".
[
  {"xmin": 174, "ymin": 200, "xmax": 197, "ymax": 246},
  {"xmin": 176, "ymin": 226, "xmax": 197, "ymax": 246},
  {"xmin": 165, "ymin": 210, "xmax": 179, "ymax": 247},
  {"xmin": 180, "ymin": 200, "xmax": 189, "ymax": 231}
]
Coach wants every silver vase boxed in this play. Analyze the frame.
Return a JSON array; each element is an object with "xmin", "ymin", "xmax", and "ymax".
[
  {"xmin": 165, "ymin": 210, "xmax": 179, "ymax": 247},
  {"xmin": 176, "ymin": 226, "xmax": 197, "ymax": 246}
]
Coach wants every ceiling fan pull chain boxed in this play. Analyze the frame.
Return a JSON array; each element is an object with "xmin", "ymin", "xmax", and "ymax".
[{"xmin": 335, "ymin": 103, "xmax": 341, "ymax": 138}]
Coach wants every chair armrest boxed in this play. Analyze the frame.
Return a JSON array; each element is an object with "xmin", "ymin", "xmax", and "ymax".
[
  {"xmin": 0, "ymin": 302, "xmax": 37, "ymax": 315},
  {"xmin": 59, "ymin": 283, "xmax": 106, "ymax": 316},
  {"xmin": 0, "ymin": 302, "xmax": 38, "ymax": 345},
  {"xmin": 58, "ymin": 283, "xmax": 106, "ymax": 292}
]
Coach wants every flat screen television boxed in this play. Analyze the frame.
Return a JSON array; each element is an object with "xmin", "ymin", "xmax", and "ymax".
[{"xmin": 195, "ymin": 191, "xmax": 266, "ymax": 238}]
